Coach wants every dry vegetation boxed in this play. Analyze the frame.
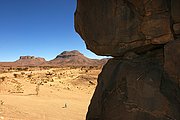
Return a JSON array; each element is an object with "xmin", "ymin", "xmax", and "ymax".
[{"xmin": 0, "ymin": 66, "xmax": 102, "ymax": 120}]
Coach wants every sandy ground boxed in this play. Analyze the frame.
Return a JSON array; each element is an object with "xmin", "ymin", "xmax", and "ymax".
[{"xmin": 0, "ymin": 67, "xmax": 101, "ymax": 120}]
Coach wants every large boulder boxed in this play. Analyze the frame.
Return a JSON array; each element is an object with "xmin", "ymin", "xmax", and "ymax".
[
  {"xmin": 75, "ymin": 0, "xmax": 173, "ymax": 56},
  {"xmin": 74, "ymin": 0, "xmax": 180, "ymax": 120},
  {"xmin": 87, "ymin": 50, "xmax": 180, "ymax": 120}
]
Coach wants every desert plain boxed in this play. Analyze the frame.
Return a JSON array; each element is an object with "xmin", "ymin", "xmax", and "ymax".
[{"xmin": 0, "ymin": 66, "xmax": 101, "ymax": 120}]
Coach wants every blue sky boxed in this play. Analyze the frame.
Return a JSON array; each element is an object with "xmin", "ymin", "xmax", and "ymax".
[{"xmin": 0, "ymin": 0, "xmax": 104, "ymax": 62}]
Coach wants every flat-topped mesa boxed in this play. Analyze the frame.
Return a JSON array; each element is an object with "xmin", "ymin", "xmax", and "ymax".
[
  {"xmin": 19, "ymin": 56, "xmax": 46, "ymax": 62},
  {"xmin": 16, "ymin": 56, "xmax": 46, "ymax": 66},
  {"xmin": 75, "ymin": 0, "xmax": 175, "ymax": 57}
]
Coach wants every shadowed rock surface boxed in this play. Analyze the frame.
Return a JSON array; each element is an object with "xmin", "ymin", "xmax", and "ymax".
[
  {"xmin": 75, "ymin": 0, "xmax": 180, "ymax": 120},
  {"xmin": 75, "ymin": 0, "xmax": 174, "ymax": 57},
  {"xmin": 87, "ymin": 49, "xmax": 180, "ymax": 120}
]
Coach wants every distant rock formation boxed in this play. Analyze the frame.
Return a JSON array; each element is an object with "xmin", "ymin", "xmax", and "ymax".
[
  {"xmin": 75, "ymin": 0, "xmax": 180, "ymax": 120},
  {"xmin": 0, "ymin": 51, "xmax": 108, "ymax": 67},
  {"xmin": 49, "ymin": 50, "xmax": 108, "ymax": 66},
  {"xmin": 55, "ymin": 50, "xmax": 84, "ymax": 58},
  {"xmin": 15, "ymin": 56, "xmax": 46, "ymax": 66}
]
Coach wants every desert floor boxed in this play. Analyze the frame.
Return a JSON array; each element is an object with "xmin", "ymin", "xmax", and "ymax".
[{"xmin": 0, "ymin": 66, "xmax": 101, "ymax": 120}]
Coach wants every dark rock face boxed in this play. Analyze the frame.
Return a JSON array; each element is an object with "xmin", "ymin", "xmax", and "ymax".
[
  {"xmin": 171, "ymin": 0, "xmax": 180, "ymax": 24},
  {"xmin": 75, "ymin": 0, "xmax": 173, "ymax": 56},
  {"xmin": 74, "ymin": 0, "xmax": 180, "ymax": 120},
  {"xmin": 164, "ymin": 40, "xmax": 180, "ymax": 86},
  {"xmin": 87, "ymin": 50, "xmax": 180, "ymax": 120}
]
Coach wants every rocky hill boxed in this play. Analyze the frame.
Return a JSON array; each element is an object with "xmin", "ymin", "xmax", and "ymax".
[{"xmin": 49, "ymin": 50, "xmax": 108, "ymax": 66}]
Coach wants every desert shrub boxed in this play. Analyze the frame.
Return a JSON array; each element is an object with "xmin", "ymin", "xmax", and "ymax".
[
  {"xmin": 58, "ymin": 75, "xmax": 61, "ymax": 79},
  {"xmin": 0, "ymin": 77, "xmax": 6, "ymax": 83},
  {"xmin": 49, "ymin": 79, "xmax": 54, "ymax": 82},
  {"xmin": 16, "ymin": 84, "xmax": 24, "ymax": 93},
  {"xmin": 41, "ymin": 79, "xmax": 48, "ymax": 83},
  {"xmin": 14, "ymin": 73, "xmax": 20, "ymax": 78},
  {"xmin": 0, "ymin": 77, "xmax": 5, "ymax": 81},
  {"xmin": 46, "ymin": 72, "xmax": 53, "ymax": 76},
  {"xmin": 21, "ymin": 72, "xmax": 25, "ymax": 75},
  {"xmin": 27, "ymin": 74, "xmax": 32, "ymax": 78},
  {"xmin": 24, "ymin": 67, "xmax": 29, "ymax": 71},
  {"xmin": 16, "ymin": 67, "xmax": 23, "ymax": 71},
  {"xmin": 8, "ymin": 67, "xmax": 13, "ymax": 71},
  {"xmin": 43, "ymin": 80, "xmax": 48, "ymax": 83},
  {"xmin": 0, "ymin": 100, "xmax": 4, "ymax": 105}
]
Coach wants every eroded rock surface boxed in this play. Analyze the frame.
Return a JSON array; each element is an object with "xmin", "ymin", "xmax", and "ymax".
[
  {"xmin": 75, "ymin": 0, "xmax": 174, "ymax": 56},
  {"xmin": 87, "ymin": 50, "xmax": 180, "ymax": 120},
  {"xmin": 75, "ymin": 0, "xmax": 180, "ymax": 120},
  {"xmin": 164, "ymin": 40, "xmax": 180, "ymax": 86}
]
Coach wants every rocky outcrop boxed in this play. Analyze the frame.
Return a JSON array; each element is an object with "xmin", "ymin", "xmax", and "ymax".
[
  {"xmin": 49, "ymin": 50, "xmax": 108, "ymax": 66},
  {"xmin": 86, "ymin": 49, "xmax": 180, "ymax": 120},
  {"xmin": 75, "ymin": 0, "xmax": 180, "ymax": 120},
  {"xmin": 75, "ymin": 0, "xmax": 174, "ymax": 57}
]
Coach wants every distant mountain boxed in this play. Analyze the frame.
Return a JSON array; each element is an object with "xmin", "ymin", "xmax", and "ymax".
[
  {"xmin": 0, "ymin": 50, "xmax": 109, "ymax": 67},
  {"xmin": 15, "ymin": 56, "xmax": 46, "ymax": 66},
  {"xmin": 49, "ymin": 50, "xmax": 108, "ymax": 66}
]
